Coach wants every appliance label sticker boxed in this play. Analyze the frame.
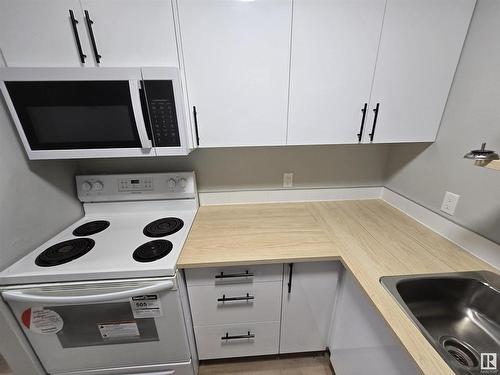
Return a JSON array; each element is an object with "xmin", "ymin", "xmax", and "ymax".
[
  {"xmin": 98, "ymin": 321, "xmax": 139, "ymax": 340},
  {"xmin": 21, "ymin": 307, "xmax": 63, "ymax": 334},
  {"xmin": 130, "ymin": 294, "xmax": 163, "ymax": 318}
]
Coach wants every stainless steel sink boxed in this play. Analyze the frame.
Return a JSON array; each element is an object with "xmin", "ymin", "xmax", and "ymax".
[{"xmin": 381, "ymin": 271, "xmax": 500, "ymax": 375}]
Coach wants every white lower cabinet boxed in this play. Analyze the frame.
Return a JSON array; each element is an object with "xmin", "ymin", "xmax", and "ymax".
[
  {"xmin": 280, "ymin": 262, "xmax": 340, "ymax": 353},
  {"xmin": 188, "ymin": 282, "xmax": 282, "ymax": 326},
  {"xmin": 194, "ymin": 322, "xmax": 280, "ymax": 360},
  {"xmin": 184, "ymin": 262, "xmax": 340, "ymax": 360},
  {"xmin": 329, "ymin": 269, "xmax": 420, "ymax": 375}
]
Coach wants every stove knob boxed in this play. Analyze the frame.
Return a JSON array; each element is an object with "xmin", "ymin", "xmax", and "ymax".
[
  {"xmin": 167, "ymin": 178, "xmax": 177, "ymax": 189},
  {"xmin": 179, "ymin": 178, "xmax": 188, "ymax": 189},
  {"xmin": 81, "ymin": 181, "xmax": 92, "ymax": 192},
  {"xmin": 92, "ymin": 181, "xmax": 104, "ymax": 191}
]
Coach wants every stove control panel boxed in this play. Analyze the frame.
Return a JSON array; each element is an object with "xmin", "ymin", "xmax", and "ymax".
[
  {"xmin": 76, "ymin": 172, "xmax": 197, "ymax": 202},
  {"xmin": 118, "ymin": 177, "xmax": 154, "ymax": 192}
]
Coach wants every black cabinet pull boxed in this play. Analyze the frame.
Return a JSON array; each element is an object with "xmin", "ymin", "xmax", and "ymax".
[
  {"xmin": 369, "ymin": 103, "xmax": 380, "ymax": 142},
  {"xmin": 357, "ymin": 103, "xmax": 368, "ymax": 142},
  {"xmin": 215, "ymin": 270, "xmax": 254, "ymax": 279},
  {"xmin": 69, "ymin": 10, "xmax": 86, "ymax": 64},
  {"xmin": 84, "ymin": 10, "xmax": 101, "ymax": 64},
  {"xmin": 221, "ymin": 331, "xmax": 255, "ymax": 341},
  {"xmin": 217, "ymin": 293, "xmax": 254, "ymax": 302},
  {"xmin": 193, "ymin": 106, "xmax": 200, "ymax": 146},
  {"xmin": 287, "ymin": 263, "xmax": 294, "ymax": 294}
]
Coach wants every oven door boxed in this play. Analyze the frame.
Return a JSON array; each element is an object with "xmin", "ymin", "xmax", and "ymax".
[
  {"xmin": 0, "ymin": 68, "xmax": 154, "ymax": 159},
  {"xmin": 2, "ymin": 277, "xmax": 191, "ymax": 374}
]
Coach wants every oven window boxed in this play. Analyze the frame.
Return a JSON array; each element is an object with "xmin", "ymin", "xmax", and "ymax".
[
  {"xmin": 49, "ymin": 303, "xmax": 159, "ymax": 348},
  {"xmin": 5, "ymin": 81, "xmax": 144, "ymax": 150}
]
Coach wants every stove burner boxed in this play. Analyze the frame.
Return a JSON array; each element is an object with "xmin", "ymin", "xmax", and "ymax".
[
  {"xmin": 133, "ymin": 240, "xmax": 173, "ymax": 262},
  {"xmin": 143, "ymin": 218, "xmax": 184, "ymax": 237},
  {"xmin": 35, "ymin": 238, "xmax": 95, "ymax": 267},
  {"xmin": 73, "ymin": 220, "xmax": 110, "ymax": 236}
]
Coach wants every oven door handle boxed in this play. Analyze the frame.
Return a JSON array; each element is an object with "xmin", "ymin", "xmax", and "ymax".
[
  {"xmin": 2, "ymin": 280, "xmax": 174, "ymax": 304},
  {"xmin": 129, "ymin": 80, "xmax": 153, "ymax": 150}
]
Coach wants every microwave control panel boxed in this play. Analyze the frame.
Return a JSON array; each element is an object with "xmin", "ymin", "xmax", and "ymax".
[{"xmin": 143, "ymin": 80, "xmax": 181, "ymax": 147}]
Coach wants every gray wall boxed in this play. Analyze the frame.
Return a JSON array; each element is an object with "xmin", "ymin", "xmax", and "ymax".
[
  {"xmin": 0, "ymin": 99, "xmax": 83, "ymax": 271},
  {"xmin": 77, "ymin": 144, "xmax": 391, "ymax": 192},
  {"xmin": 385, "ymin": 0, "xmax": 500, "ymax": 244}
]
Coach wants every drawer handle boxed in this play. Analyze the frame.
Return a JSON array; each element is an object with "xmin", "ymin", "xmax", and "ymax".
[
  {"xmin": 215, "ymin": 271, "xmax": 254, "ymax": 279},
  {"xmin": 221, "ymin": 331, "xmax": 255, "ymax": 341},
  {"xmin": 217, "ymin": 293, "xmax": 255, "ymax": 303}
]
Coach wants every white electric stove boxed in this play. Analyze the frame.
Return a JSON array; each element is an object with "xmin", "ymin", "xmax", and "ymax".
[{"xmin": 0, "ymin": 172, "xmax": 199, "ymax": 375}]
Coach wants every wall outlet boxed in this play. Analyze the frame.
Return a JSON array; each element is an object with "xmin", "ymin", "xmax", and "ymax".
[
  {"xmin": 283, "ymin": 173, "xmax": 294, "ymax": 188},
  {"xmin": 440, "ymin": 191, "xmax": 460, "ymax": 215}
]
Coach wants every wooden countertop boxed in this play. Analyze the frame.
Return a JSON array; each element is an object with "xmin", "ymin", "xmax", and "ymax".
[{"xmin": 178, "ymin": 199, "xmax": 496, "ymax": 375}]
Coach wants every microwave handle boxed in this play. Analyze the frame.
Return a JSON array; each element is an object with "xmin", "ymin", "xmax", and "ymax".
[
  {"xmin": 2, "ymin": 280, "xmax": 174, "ymax": 304},
  {"xmin": 129, "ymin": 80, "xmax": 153, "ymax": 149}
]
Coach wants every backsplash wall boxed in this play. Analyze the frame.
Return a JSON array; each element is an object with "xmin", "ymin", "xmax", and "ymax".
[{"xmin": 77, "ymin": 144, "xmax": 391, "ymax": 192}]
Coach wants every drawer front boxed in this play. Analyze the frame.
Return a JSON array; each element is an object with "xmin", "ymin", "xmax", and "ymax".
[
  {"xmin": 188, "ymin": 282, "xmax": 282, "ymax": 325},
  {"xmin": 194, "ymin": 322, "xmax": 280, "ymax": 360},
  {"xmin": 185, "ymin": 264, "xmax": 282, "ymax": 286}
]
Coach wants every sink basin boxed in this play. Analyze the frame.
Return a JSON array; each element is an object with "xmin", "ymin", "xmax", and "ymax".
[{"xmin": 381, "ymin": 271, "xmax": 500, "ymax": 375}]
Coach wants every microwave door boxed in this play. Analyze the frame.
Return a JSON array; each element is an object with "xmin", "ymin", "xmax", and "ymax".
[{"xmin": 0, "ymin": 80, "xmax": 155, "ymax": 159}]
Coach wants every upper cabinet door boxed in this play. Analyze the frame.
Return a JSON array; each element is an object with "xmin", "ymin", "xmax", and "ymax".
[
  {"xmin": 79, "ymin": 0, "xmax": 179, "ymax": 67},
  {"xmin": 178, "ymin": 0, "xmax": 292, "ymax": 147},
  {"xmin": 0, "ymin": 0, "xmax": 92, "ymax": 67},
  {"xmin": 366, "ymin": 0, "xmax": 476, "ymax": 143},
  {"xmin": 287, "ymin": 0, "xmax": 386, "ymax": 145}
]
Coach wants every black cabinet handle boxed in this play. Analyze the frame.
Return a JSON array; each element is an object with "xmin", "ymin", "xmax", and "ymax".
[
  {"xmin": 221, "ymin": 331, "xmax": 255, "ymax": 341},
  {"xmin": 217, "ymin": 293, "xmax": 254, "ymax": 302},
  {"xmin": 84, "ymin": 10, "xmax": 101, "ymax": 64},
  {"xmin": 369, "ymin": 103, "xmax": 380, "ymax": 142},
  {"xmin": 357, "ymin": 103, "xmax": 368, "ymax": 142},
  {"xmin": 215, "ymin": 270, "xmax": 254, "ymax": 279},
  {"xmin": 287, "ymin": 263, "xmax": 294, "ymax": 294},
  {"xmin": 69, "ymin": 10, "xmax": 86, "ymax": 64},
  {"xmin": 193, "ymin": 106, "xmax": 200, "ymax": 146}
]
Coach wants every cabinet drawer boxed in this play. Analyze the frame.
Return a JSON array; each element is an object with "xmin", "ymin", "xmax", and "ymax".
[
  {"xmin": 188, "ymin": 281, "xmax": 282, "ymax": 326},
  {"xmin": 185, "ymin": 264, "xmax": 282, "ymax": 286},
  {"xmin": 194, "ymin": 322, "xmax": 280, "ymax": 360}
]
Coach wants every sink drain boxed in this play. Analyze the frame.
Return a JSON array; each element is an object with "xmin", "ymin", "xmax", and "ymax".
[{"xmin": 440, "ymin": 337, "xmax": 479, "ymax": 369}]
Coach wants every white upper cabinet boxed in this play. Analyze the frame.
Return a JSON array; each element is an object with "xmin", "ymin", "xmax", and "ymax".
[
  {"xmin": 287, "ymin": 0, "xmax": 386, "ymax": 145},
  {"xmin": 365, "ymin": 0, "xmax": 476, "ymax": 143},
  {"xmin": 0, "ymin": 0, "xmax": 92, "ymax": 67},
  {"xmin": 79, "ymin": 0, "xmax": 179, "ymax": 67},
  {"xmin": 0, "ymin": 0, "xmax": 179, "ymax": 67},
  {"xmin": 177, "ymin": 0, "xmax": 292, "ymax": 147}
]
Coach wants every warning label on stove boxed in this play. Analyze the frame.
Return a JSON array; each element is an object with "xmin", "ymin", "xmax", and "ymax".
[
  {"xmin": 98, "ymin": 321, "xmax": 139, "ymax": 340},
  {"xmin": 130, "ymin": 294, "xmax": 163, "ymax": 318},
  {"xmin": 21, "ymin": 307, "xmax": 63, "ymax": 334}
]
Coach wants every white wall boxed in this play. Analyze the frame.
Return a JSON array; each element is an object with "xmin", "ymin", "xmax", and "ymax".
[
  {"xmin": 77, "ymin": 144, "xmax": 391, "ymax": 192},
  {"xmin": 0, "ymin": 100, "xmax": 83, "ymax": 271},
  {"xmin": 385, "ymin": 0, "xmax": 500, "ymax": 245}
]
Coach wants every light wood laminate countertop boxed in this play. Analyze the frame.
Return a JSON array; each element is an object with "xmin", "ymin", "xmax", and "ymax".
[{"xmin": 178, "ymin": 199, "xmax": 497, "ymax": 375}]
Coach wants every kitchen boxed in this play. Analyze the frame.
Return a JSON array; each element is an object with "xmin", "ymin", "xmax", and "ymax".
[{"xmin": 0, "ymin": 0, "xmax": 499, "ymax": 374}]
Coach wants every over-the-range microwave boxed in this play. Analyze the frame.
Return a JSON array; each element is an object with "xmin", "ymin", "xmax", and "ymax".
[{"xmin": 0, "ymin": 67, "xmax": 191, "ymax": 159}]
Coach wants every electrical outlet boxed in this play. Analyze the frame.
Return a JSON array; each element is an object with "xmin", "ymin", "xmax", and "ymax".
[
  {"xmin": 440, "ymin": 191, "xmax": 460, "ymax": 215},
  {"xmin": 283, "ymin": 173, "xmax": 293, "ymax": 188}
]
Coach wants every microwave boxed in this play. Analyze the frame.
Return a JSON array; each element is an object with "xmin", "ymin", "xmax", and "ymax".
[{"xmin": 0, "ymin": 67, "xmax": 191, "ymax": 159}]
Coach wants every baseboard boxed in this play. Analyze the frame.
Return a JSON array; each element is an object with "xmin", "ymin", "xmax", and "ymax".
[
  {"xmin": 381, "ymin": 188, "xmax": 500, "ymax": 270},
  {"xmin": 198, "ymin": 187, "xmax": 383, "ymax": 206}
]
